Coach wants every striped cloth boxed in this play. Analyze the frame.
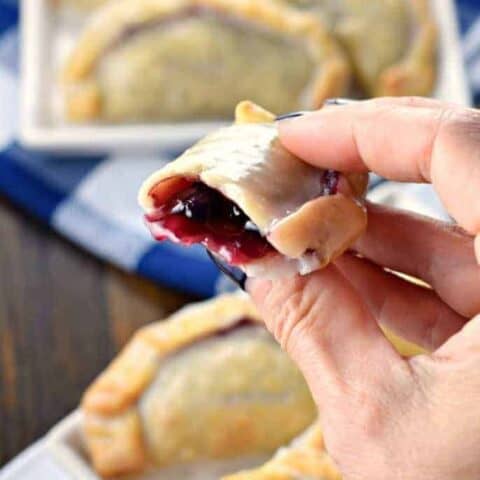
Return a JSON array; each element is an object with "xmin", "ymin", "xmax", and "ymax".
[{"xmin": 0, "ymin": 0, "xmax": 477, "ymax": 297}]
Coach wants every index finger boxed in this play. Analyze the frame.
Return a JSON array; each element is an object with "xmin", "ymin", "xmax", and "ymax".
[{"xmin": 279, "ymin": 97, "xmax": 480, "ymax": 235}]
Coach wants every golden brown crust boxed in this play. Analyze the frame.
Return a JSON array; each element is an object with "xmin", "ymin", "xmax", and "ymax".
[
  {"xmin": 377, "ymin": 0, "xmax": 437, "ymax": 97},
  {"xmin": 83, "ymin": 409, "xmax": 147, "ymax": 478},
  {"xmin": 311, "ymin": 54, "xmax": 351, "ymax": 108},
  {"xmin": 64, "ymin": 81, "xmax": 101, "ymax": 122},
  {"xmin": 82, "ymin": 292, "xmax": 260, "ymax": 416},
  {"xmin": 235, "ymin": 101, "xmax": 276, "ymax": 124},
  {"xmin": 81, "ymin": 293, "xmax": 264, "ymax": 477},
  {"xmin": 62, "ymin": 0, "xmax": 349, "ymax": 121},
  {"xmin": 268, "ymin": 193, "xmax": 367, "ymax": 263},
  {"xmin": 82, "ymin": 334, "xmax": 160, "ymax": 415}
]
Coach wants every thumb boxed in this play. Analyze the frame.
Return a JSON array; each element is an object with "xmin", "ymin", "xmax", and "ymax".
[{"xmin": 247, "ymin": 264, "xmax": 404, "ymax": 409}]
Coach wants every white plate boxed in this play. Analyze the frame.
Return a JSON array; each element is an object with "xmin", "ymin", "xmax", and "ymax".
[
  {"xmin": 0, "ymin": 411, "xmax": 270, "ymax": 480},
  {"xmin": 19, "ymin": 0, "xmax": 227, "ymax": 153},
  {"xmin": 19, "ymin": 0, "xmax": 471, "ymax": 153}
]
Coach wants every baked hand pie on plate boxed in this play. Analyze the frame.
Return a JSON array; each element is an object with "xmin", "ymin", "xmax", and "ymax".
[
  {"xmin": 81, "ymin": 292, "xmax": 316, "ymax": 477},
  {"xmin": 282, "ymin": 0, "xmax": 437, "ymax": 97},
  {"xmin": 61, "ymin": 0, "xmax": 350, "ymax": 122},
  {"xmin": 139, "ymin": 102, "xmax": 368, "ymax": 278}
]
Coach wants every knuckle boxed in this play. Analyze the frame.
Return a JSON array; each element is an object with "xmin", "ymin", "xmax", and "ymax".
[
  {"xmin": 276, "ymin": 290, "xmax": 317, "ymax": 352},
  {"xmin": 274, "ymin": 291, "xmax": 301, "ymax": 346},
  {"xmin": 262, "ymin": 278, "xmax": 321, "ymax": 355},
  {"xmin": 437, "ymin": 106, "xmax": 480, "ymax": 137},
  {"xmin": 433, "ymin": 108, "xmax": 480, "ymax": 233}
]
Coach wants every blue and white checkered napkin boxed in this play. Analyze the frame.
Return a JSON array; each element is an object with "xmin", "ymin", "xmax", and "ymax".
[{"xmin": 0, "ymin": 0, "xmax": 478, "ymax": 297}]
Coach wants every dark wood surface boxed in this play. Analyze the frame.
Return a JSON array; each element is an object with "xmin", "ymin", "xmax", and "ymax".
[{"xmin": 0, "ymin": 197, "xmax": 195, "ymax": 467}]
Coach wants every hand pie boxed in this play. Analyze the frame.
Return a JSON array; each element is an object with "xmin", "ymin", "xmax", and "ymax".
[
  {"xmin": 61, "ymin": 0, "xmax": 350, "ymax": 122},
  {"xmin": 282, "ymin": 0, "xmax": 437, "ymax": 97},
  {"xmin": 82, "ymin": 293, "xmax": 316, "ymax": 477},
  {"xmin": 139, "ymin": 102, "xmax": 368, "ymax": 278}
]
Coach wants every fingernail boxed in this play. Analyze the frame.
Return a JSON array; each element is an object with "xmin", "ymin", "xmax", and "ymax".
[
  {"xmin": 277, "ymin": 100, "xmax": 358, "ymax": 122},
  {"xmin": 276, "ymin": 111, "xmax": 309, "ymax": 121},
  {"xmin": 207, "ymin": 250, "xmax": 246, "ymax": 290},
  {"xmin": 324, "ymin": 98, "xmax": 359, "ymax": 106}
]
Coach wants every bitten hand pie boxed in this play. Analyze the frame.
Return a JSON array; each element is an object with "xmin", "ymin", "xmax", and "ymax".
[
  {"xmin": 139, "ymin": 102, "xmax": 368, "ymax": 278},
  {"xmin": 82, "ymin": 293, "xmax": 316, "ymax": 477},
  {"xmin": 281, "ymin": 0, "xmax": 437, "ymax": 97},
  {"xmin": 61, "ymin": 0, "xmax": 350, "ymax": 123}
]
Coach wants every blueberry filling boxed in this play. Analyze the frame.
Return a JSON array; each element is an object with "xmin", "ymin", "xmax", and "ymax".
[
  {"xmin": 145, "ymin": 172, "xmax": 340, "ymax": 266},
  {"xmin": 167, "ymin": 182, "xmax": 254, "ymax": 231},
  {"xmin": 146, "ymin": 181, "xmax": 273, "ymax": 265},
  {"xmin": 323, "ymin": 170, "xmax": 339, "ymax": 195}
]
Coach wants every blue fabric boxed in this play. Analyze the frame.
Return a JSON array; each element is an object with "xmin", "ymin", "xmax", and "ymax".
[{"xmin": 0, "ymin": 1, "xmax": 478, "ymax": 297}]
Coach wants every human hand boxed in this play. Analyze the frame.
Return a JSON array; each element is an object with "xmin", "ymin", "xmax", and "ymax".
[{"xmin": 247, "ymin": 97, "xmax": 480, "ymax": 480}]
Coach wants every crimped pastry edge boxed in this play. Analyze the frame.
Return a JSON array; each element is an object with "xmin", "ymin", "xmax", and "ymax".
[
  {"xmin": 81, "ymin": 292, "xmax": 261, "ymax": 477},
  {"xmin": 61, "ymin": 0, "xmax": 350, "ymax": 121},
  {"xmin": 376, "ymin": 0, "xmax": 437, "ymax": 97}
]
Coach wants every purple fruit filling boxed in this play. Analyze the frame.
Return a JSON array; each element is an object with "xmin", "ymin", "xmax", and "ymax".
[
  {"xmin": 146, "ymin": 180, "xmax": 273, "ymax": 265},
  {"xmin": 145, "ymin": 171, "xmax": 339, "ymax": 265}
]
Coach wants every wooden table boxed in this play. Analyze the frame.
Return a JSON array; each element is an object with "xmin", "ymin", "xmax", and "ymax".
[{"xmin": 0, "ymin": 197, "xmax": 195, "ymax": 467}]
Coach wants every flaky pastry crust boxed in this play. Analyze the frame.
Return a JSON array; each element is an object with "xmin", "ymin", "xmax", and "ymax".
[
  {"xmin": 139, "ymin": 102, "xmax": 368, "ymax": 277},
  {"xmin": 82, "ymin": 293, "xmax": 262, "ymax": 476},
  {"xmin": 377, "ymin": 0, "xmax": 437, "ymax": 97},
  {"xmin": 81, "ymin": 292, "xmax": 316, "ymax": 477},
  {"xmin": 281, "ymin": 0, "xmax": 436, "ymax": 97},
  {"xmin": 62, "ymin": 0, "xmax": 350, "ymax": 121}
]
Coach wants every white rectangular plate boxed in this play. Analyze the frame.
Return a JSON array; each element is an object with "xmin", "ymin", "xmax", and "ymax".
[{"xmin": 19, "ymin": 0, "xmax": 471, "ymax": 153}]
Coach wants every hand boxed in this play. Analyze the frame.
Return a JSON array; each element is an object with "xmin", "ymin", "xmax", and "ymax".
[{"xmin": 247, "ymin": 97, "xmax": 480, "ymax": 480}]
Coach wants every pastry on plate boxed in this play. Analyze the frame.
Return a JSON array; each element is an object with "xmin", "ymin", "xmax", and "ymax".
[
  {"xmin": 282, "ymin": 0, "xmax": 437, "ymax": 97},
  {"xmin": 138, "ymin": 101, "xmax": 368, "ymax": 278},
  {"xmin": 61, "ymin": 0, "xmax": 350, "ymax": 122},
  {"xmin": 82, "ymin": 292, "xmax": 316, "ymax": 477}
]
